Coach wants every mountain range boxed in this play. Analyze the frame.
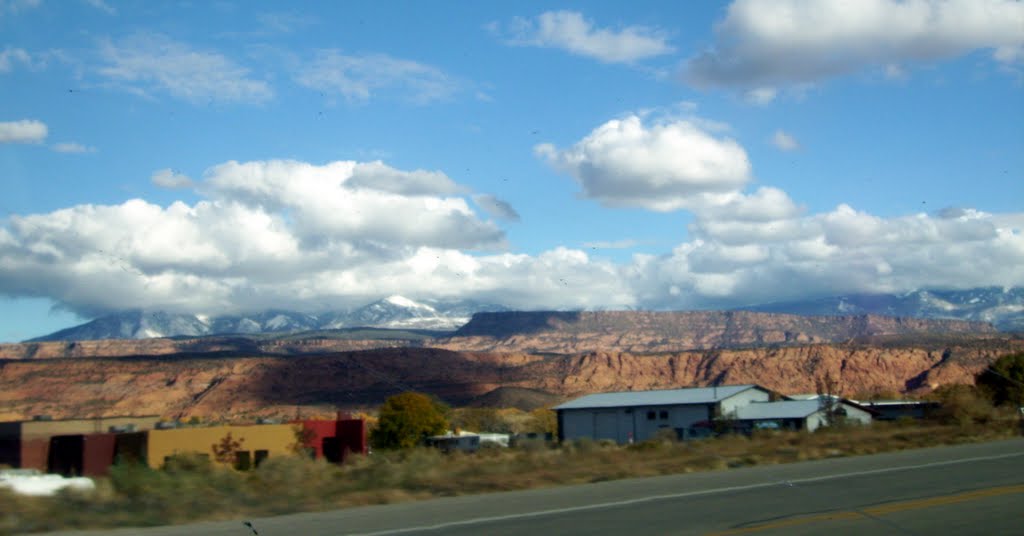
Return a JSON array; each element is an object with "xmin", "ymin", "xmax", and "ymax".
[
  {"xmin": 28, "ymin": 296, "xmax": 506, "ymax": 342},
  {"xmin": 24, "ymin": 287, "xmax": 1023, "ymax": 342},
  {"xmin": 745, "ymin": 287, "xmax": 1024, "ymax": 332}
]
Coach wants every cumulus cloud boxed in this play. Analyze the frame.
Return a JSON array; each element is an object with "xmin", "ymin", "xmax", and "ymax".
[
  {"xmin": 97, "ymin": 34, "xmax": 273, "ymax": 103},
  {"xmin": 52, "ymin": 142, "xmax": 96, "ymax": 154},
  {"xmin": 0, "ymin": 159, "xmax": 519, "ymax": 317},
  {"xmin": 151, "ymin": 169, "xmax": 193, "ymax": 189},
  {"xmin": 0, "ymin": 119, "xmax": 47, "ymax": 143},
  {"xmin": 296, "ymin": 50, "xmax": 460, "ymax": 104},
  {"xmin": 771, "ymin": 130, "xmax": 799, "ymax": 151},
  {"xmin": 473, "ymin": 194, "xmax": 520, "ymax": 222},
  {"xmin": 535, "ymin": 114, "xmax": 751, "ymax": 211},
  {"xmin": 491, "ymin": 10, "xmax": 674, "ymax": 64},
  {"xmin": 685, "ymin": 0, "xmax": 1024, "ymax": 93}
]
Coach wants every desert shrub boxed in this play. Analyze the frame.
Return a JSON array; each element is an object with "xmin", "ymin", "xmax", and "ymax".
[
  {"xmin": 524, "ymin": 408, "xmax": 558, "ymax": 435},
  {"xmin": 928, "ymin": 384, "xmax": 998, "ymax": 426},
  {"xmin": 448, "ymin": 407, "xmax": 513, "ymax": 433},
  {"xmin": 977, "ymin": 352, "xmax": 1024, "ymax": 407}
]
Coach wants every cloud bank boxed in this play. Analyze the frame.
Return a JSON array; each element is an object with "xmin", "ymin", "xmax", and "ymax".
[
  {"xmin": 2, "ymin": 115, "xmax": 1021, "ymax": 318},
  {"xmin": 686, "ymin": 0, "xmax": 1024, "ymax": 93}
]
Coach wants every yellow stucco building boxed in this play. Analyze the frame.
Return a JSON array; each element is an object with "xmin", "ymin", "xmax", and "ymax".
[{"xmin": 116, "ymin": 423, "xmax": 298, "ymax": 469}]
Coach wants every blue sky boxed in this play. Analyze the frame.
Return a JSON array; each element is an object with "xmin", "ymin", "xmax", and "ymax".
[{"xmin": 1, "ymin": 0, "xmax": 1022, "ymax": 341}]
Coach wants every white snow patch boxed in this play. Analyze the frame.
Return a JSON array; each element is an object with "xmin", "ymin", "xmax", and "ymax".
[
  {"xmin": 265, "ymin": 314, "xmax": 291, "ymax": 330},
  {"xmin": 385, "ymin": 295, "xmax": 435, "ymax": 311}
]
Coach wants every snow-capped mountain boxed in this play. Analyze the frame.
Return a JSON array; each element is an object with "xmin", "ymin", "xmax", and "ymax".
[
  {"xmin": 26, "ymin": 296, "xmax": 504, "ymax": 342},
  {"xmin": 744, "ymin": 287, "xmax": 1024, "ymax": 331}
]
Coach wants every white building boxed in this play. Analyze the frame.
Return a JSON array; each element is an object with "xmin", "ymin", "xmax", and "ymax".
[
  {"xmin": 554, "ymin": 385, "xmax": 774, "ymax": 444},
  {"xmin": 732, "ymin": 399, "xmax": 874, "ymax": 432}
]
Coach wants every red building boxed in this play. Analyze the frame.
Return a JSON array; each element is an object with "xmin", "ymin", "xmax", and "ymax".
[{"xmin": 296, "ymin": 413, "xmax": 367, "ymax": 463}]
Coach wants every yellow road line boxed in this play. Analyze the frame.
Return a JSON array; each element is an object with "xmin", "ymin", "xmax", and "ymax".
[{"xmin": 707, "ymin": 484, "xmax": 1024, "ymax": 535}]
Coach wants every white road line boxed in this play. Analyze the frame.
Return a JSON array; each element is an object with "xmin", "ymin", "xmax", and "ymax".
[{"xmin": 351, "ymin": 450, "xmax": 1024, "ymax": 535}]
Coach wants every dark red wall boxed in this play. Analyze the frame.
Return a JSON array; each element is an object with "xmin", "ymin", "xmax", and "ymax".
[
  {"xmin": 81, "ymin": 434, "xmax": 117, "ymax": 477},
  {"xmin": 295, "ymin": 418, "xmax": 366, "ymax": 463}
]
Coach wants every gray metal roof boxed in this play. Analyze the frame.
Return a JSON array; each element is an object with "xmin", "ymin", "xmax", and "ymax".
[
  {"xmin": 734, "ymin": 400, "xmax": 823, "ymax": 420},
  {"xmin": 553, "ymin": 385, "xmax": 761, "ymax": 410}
]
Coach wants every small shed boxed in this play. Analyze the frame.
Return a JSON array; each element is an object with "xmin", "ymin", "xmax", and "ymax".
[
  {"xmin": 733, "ymin": 399, "xmax": 873, "ymax": 432},
  {"xmin": 554, "ymin": 384, "xmax": 775, "ymax": 444}
]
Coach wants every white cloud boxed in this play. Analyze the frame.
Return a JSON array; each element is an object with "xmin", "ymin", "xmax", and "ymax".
[
  {"xmin": 97, "ymin": 34, "xmax": 273, "ymax": 104},
  {"xmin": 582, "ymin": 239, "xmax": 638, "ymax": 250},
  {"xmin": 686, "ymin": 0, "xmax": 1024, "ymax": 92},
  {"xmin": 493, "ymin": 10, "xmax": 674, "ymax": 63},
  {"xmin": 0, "ymin": 119, "xmax": 47, "ymax": 143},
  {"xmin": 0, "ymin": 47, "xmax": 31, "ymax": 73},
  {"xmin": 83, "ymin": 0, "xmax": 115, "ymax": 15},
  {"xmin": 535, "ymin": 114, "xmax": 751, "ymax": 211},
  {"xmin": 256, "ymin": 12, "xmax": 315, "ymax": 34},
  {"xmin": 771, "ymin": 129, "xmax": 799, "ymax": 151},
  {"xmin": 0, "ymin": 0, "xmax": 41, "ymax": 16},
  {"xmin": 151, "ymin": 169, "xmax": 193, "ymax": 189},
  {"xmin": 296, "ymin": 50, "xmax": 460, "ymax": 104},
  {"xmin": 347, "ymin": 161, "xmax": 464, "ymax": 196},
  {"xmin": 201, "ymin": 160, "xmax": 504, "ymax": 251},
  {"xmin": 744, "ymin": 87, "xmax": 777, "ymax": 105},
  {"xmin": 473, "ymin": 194, "xmax": 521, "ymax": 222},
  {"xmin": 51, "ymin": 142, "xmax": 96, "ymax": 153}
]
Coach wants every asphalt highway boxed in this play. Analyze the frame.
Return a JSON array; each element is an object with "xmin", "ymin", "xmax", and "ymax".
[{"xmin": 47, "ymin": 438, "xmax": 1024, "ymax": 536}]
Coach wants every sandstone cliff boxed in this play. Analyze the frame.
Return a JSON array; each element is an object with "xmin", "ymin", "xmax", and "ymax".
[
  {"xmin": 440, "ymin": 311, "xmax": 997, "ymax": 353},
  {"xmin": 1, "ymin": 338, "xmax": 1020, "ymax": 421}
]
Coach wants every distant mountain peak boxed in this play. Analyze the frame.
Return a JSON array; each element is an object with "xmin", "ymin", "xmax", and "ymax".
[{"xmin": 383, "ymin": 295, "xmax": 432, "ymax": 310}]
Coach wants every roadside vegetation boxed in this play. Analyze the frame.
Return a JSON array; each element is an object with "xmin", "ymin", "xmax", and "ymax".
[{"xmin": 3, "ymin": 357, "xmax": 1023, "ymax": 535}]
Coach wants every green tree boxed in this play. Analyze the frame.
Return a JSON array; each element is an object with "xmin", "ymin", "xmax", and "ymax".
[
  {"xmin": 370, "ymin": 392, "xmax": 449, "ymax": 449},
  {"xmin": 977, "ymin": 352, "xmax": 1024, "ymax": 407}
]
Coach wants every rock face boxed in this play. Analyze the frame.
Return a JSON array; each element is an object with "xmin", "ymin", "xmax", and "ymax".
[
  {"xmin": 1, "ymin": 339, "xmax": 1020, "ymax": 422},
  {"xmin": 442, "ymin": 311, "xmax": 997, "ymax": 353},
  {"xmin": 1, "ymin": 310, "xmax": 1015, "ymax": 422}
]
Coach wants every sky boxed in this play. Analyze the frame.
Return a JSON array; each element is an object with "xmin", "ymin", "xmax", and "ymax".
[{"xmin": 1, "ymin": 0, "xmax": 1023, "ymax": 342}]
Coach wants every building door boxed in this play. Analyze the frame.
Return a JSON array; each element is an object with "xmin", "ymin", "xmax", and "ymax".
[{"xmin": 593, "ymin": 411, "xmax": 619, "ymax": 442}]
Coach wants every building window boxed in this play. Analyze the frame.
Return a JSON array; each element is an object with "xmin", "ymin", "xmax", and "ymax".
[
  {"xmin": 646, "ymin": 411, "xmax": 656, "ymax": 420},
  {"xmin": 234, "ymin": 450, "xmax": 252, "ymax": 471},
  {"xmin": 659, "ymin": 410, "xmax": 669, "ymax": 420},
  {"xmin": 254, "ymin": 450, "xmax": 269, "ymax": 467}
]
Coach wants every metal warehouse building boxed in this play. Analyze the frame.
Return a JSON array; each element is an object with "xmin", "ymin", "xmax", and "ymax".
[{"xmin": 554, "ymin": 385, "xmax": 775, "ymax": 444}]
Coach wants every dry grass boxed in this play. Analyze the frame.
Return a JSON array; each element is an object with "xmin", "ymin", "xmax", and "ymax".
[{"xmin": 2, "ymin": 420, "xmax": 1019, "ymax": 535}]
